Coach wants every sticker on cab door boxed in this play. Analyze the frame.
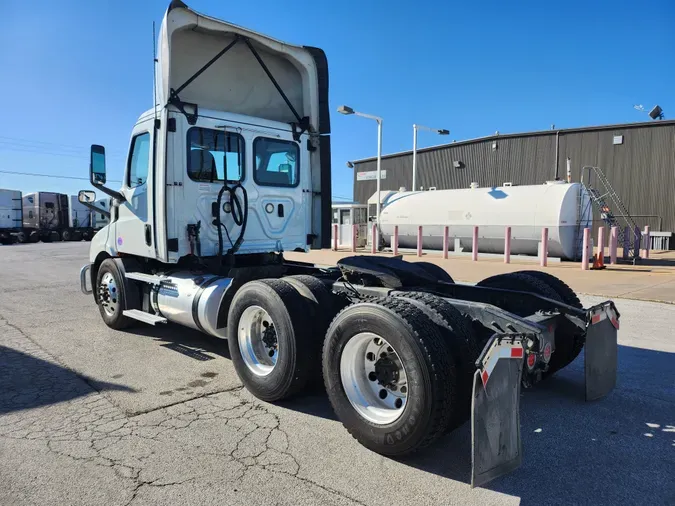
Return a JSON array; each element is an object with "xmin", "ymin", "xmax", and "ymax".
[
  {"xmin": 117, "ymin": 237, "xmax": 123, "ymax": 246},
  {"xmin": 199, "ymin": 184, "xmax": 210, "ymax": 192}
]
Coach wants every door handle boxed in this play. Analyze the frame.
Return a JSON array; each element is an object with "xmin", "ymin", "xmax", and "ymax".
[{"xmin": 145, "ymin": 224, "xmax": 152, "ymax": 246}]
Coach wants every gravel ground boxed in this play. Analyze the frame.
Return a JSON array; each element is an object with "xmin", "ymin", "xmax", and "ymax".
[{"xmin": 0, "ymin": 242, "xmax": 673, "ymax": 506}]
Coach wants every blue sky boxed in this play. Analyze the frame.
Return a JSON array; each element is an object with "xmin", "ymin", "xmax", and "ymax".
[{"xmin": 1, "ymin": 0, "xmax": 672, "ymax": 202}]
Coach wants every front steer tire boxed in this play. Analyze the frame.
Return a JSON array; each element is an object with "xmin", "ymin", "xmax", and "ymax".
[
  {"xmin": 96, "ymin": 259, "xmax": 135, "ymax": 330},
  {"xmin": 227, "ymin": 279, "xmax": 315, "ymax": 402},
  {"xmin": 323, "ymin": 297, "xmax": 457, "ymax": 457}
]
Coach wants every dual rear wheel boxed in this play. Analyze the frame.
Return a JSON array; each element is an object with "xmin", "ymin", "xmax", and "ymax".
[{"xmin": 227, "ymin": 279, "xmax": 469, "ymax": 456}]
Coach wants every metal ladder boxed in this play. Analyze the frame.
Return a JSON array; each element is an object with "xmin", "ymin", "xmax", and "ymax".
[{"xmin": 575, "ymin": 166, "xmax": 640, "ymax": 263}]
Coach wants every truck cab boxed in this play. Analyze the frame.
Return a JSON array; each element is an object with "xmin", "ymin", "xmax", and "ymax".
[{"xmin": 85, "ymin": 0, "xmax": 330, "ymax": 270}]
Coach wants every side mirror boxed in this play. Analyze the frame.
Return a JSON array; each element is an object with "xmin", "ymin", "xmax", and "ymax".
[
  {"xmin": 78, "ymin": 190, "xmax": 96, "ymax": 204},
  {"xmin": 90, "ymin": 144, "xmax": 107, "ymax": 185}
]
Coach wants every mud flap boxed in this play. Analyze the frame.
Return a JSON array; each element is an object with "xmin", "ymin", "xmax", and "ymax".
[
  {"xmin": 471, "ymin": 337, "xmax": 524, "ymax": 488},
  {"xmin": 585, "ymin": 303, "xmax": 619, "ymax": 401}
]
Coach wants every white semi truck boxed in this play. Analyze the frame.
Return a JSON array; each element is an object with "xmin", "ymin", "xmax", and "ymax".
[{"xmin": 79, "ymin": 1, "xmax": 620, "ymax": 487}]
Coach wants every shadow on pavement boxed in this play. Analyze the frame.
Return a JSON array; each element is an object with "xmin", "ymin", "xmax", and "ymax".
[
  {"xmin": 400, "ymin": 344, "xmax": 675, "ymax": 505},
  {"xmin": 0, "ymin": 345, "xmax": 135, "ymax": 415},
  {"xmin": 121, "ymin": 322, "xmax": 231, "ymax": 360}
]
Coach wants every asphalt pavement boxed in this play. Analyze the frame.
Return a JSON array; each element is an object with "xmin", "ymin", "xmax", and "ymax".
[{"xmin": 1, "ymin": 242, "xmax": 673, "ymax": 506}]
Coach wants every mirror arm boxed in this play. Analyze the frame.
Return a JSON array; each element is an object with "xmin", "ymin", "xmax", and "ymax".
[
  {"xmin": 93, "ymin": 183, "xmax": 126, "ymax": 203},
  {"xmin": 80, "ymin": 200, "xmax": 111, "ymax": 219}
]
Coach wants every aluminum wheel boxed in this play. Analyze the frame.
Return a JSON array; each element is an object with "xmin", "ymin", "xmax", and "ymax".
[
  {"xmin": 340, "ymin": 332, "xmax": 408, "ymax": 425},
  {"xmin": 98, "ymin": 272, "xmax": 119, "ymax": 317},
  {"xmin": 238, "ymin": 305, "xmax": 278, "ymax": 377}
]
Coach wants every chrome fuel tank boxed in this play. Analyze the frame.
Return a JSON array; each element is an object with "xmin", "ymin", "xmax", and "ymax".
[{"xmin": 151, "ymin": 271, "xmax": 232, "ymax": 338}]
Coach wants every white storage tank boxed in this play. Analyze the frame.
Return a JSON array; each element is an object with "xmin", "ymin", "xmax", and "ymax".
[{"xmin": 378, "ymin": 182, "xmax": 591, "ymax": 260}]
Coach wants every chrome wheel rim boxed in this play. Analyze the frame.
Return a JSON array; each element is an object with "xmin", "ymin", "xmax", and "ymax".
[
  {"xmin": 99, "ymin": 272, "xmax": 118, "ymax": 316},
  {"xmin": 340, "ymin": 332, "xmax": 408, "ymax": 425},
  {"xmin": 238, "ymin": 305, "xmax": 278, "ymax": 376}
]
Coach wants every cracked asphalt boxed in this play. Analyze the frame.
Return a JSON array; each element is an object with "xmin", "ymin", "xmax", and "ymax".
[{"xmin": 1, "ymin": 242, "xmax": 674, "ymax": 506}]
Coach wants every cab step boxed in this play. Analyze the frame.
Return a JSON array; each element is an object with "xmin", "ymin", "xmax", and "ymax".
[
  {"xmin": 125, "ymin": 272, "xmax": 166, "ymax": 285},
  {"xmin": 123, "ymin": 309, "xmax": 167, "ymax": 325}
]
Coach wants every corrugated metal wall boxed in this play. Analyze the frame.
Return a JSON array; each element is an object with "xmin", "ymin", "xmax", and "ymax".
[{"xmin": 353, "ymin": 122, "xmax": 675, "ymax": 231}]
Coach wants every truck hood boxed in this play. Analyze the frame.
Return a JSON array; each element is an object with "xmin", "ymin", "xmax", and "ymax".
[{"xmin": 156, "ymin": 1, "xmax": 330, "ymax": 134}]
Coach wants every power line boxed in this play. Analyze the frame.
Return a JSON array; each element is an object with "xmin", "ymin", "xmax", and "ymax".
[
  {"xmin": 0, "ymin": 135, "xmax": 127, "ymax": 156},
  {"xmin": 0, "ymin": 142, "xmax": 125, "ymax": 160},
  {"xmin": 0, "ymin": 169, "xmax": 122, "ymax": 183}
]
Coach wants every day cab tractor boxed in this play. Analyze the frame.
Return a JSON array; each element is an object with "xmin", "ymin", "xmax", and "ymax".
[{"xmin": 78, "ymin": 1, "xmax": 619, "ymax": 488}]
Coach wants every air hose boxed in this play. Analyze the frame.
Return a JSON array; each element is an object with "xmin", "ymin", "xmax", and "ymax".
[{"xmin": 215, "ymin": 182, "xmax": 248, "ymax": 266}]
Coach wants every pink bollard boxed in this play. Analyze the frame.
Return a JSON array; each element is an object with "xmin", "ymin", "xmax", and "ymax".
[
  {"xmin": 371, "ymin": 223, "xmax": 377, "ymax": 254},
  {"xmin": 393, "ymin": 225, "xmax": 399, "ymax": 256},
  {"xmin": 351, "ymin": 224, "xmax": 357, "ymax": 253},
  {"xmin": 610, "ymin": 226, "xmax": 618, "ymax": 265},
  {"xmin": 472, "ymin": 226, "xmax": 479, "ymax": 261},
  {"xmin": 442, "ymin": 226, "xmax": 449, "ymax": 260},
  {"xmin": 332, "ymin": 223, "xmax": 338, "ymax": 251},
  {"xmin": 597, "ymin": 226, "xmax": 605, "ymax": 267},
  {"xmin": 540, "ymin": 227, "xmax": 548, "ymax": 267},
  {"xmin": 643, "ymin": 226, "xmax": 650, "ymax": 259},
  {"xmin": 417, "ymin": 226, "xmax": 423, "ymax": 257},
  {"xmin": 504, "ymin": 226, "xmax": 511, "ymax": 264},
  {"xmin": 581, "ymin": 227, "xmax": 590, "ymax": 270}
]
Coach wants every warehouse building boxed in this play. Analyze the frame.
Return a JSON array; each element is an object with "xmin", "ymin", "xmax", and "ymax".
[{"xmin": 351, "ymin": 119, "xmax": 675, "ymax": 233}]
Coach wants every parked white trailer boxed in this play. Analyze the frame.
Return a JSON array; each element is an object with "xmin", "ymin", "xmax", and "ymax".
[
  {"xmin": 69, "ymin": 195, "xmax": 95, "ymax": 240},
  {"xmin": 93, "ymin": 198, "xmax": 111, "ymax": 230},
  {"xmin": 378, "ymin": 182, "xmax": 592, "ymax": 260},
  {"xmin": 0, "ymin": 189, "xmax": 23, "ymax": 244},
  {"xmin": 77, "ymin": 1, "xmax": 620, "ymax": 488}
]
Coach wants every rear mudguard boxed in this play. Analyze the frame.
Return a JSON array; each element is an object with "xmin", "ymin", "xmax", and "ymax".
[
  {"xmin": 471, "ymin": 301, "xmax": 619, "ymax": 488},
  {"xmin": 471, "ymin": 335, "xmax": 524, "ymax": 488}
]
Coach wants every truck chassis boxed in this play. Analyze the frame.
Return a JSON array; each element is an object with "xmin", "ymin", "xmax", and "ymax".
[{"xmin": 80, "ymin": 253, "xmax": 618, "ymax": 487}]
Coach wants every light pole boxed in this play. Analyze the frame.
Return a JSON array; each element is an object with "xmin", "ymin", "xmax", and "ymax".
[
  {"xmin": 412, "ymin": 124, "xmax": 449, "ymax": 192},
  {"xmin": 338, "ymin": 105, "xmax": 383, "ymax": 224}
]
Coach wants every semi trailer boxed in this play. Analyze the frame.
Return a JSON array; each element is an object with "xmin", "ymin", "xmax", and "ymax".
[
  {"xmin": 0, "ymin": 189, "xmax": 23, "ymax": 244},
  {"xmin": 78, "ymin": 0, "xmax": 619, "ymax": 487}
]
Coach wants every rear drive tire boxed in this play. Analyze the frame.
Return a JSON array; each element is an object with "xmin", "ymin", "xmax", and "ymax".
[
  {"xmin": 227, "ymin": 279, "xmax": 314, "ymax": 402},
  {"xmin": 29, "ymin": 231, "xmax": 40, "ymax": 243},
  {"xmin": 515, "ymin": 271, "xmax": 585, "ymax": 370},
  {"xmin": 283, "ymin": 274, "xmax": 349, "ymax": 387},
  {"xmin": 62, "ymin": 230, "xmax": 71, "ymax": 241},
  {"xmin": 323, "ymin": 297, "xmax": 457, "ymax": 456},
  {"xmin": 391, "ymin": 291, "xmax": 477, "ymax": 430},
  {"xmin": 414, "ymin": 262, "xmax": 455, "ymax": 283},
  {"xmin": 96, "ymin": 259, "xmax": 135, "ymax": 330},
  {"xmin": 477, "ymin": 272, "xmax": 576, "ymax": 375}
]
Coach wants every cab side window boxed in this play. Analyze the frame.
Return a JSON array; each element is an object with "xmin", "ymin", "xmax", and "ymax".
[
  {"xmin": 127, "ymin": 132, "xmax": 150, "ymax": 188},
  {"xmin": 253, "ymin": 138, "xmax": 299, "ymax": 187}
]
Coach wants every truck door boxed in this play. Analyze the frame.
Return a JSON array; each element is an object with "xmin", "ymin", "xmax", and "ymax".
[{"xmin": 114, "ymin": 118, "xmax": 155, "ymax": 258}]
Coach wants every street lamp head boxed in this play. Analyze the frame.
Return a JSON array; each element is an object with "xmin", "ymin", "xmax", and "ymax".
[
  {"xmin": 337, "ymin": 105, "xmax": 354, "ymax": 115},
  {"xmin": 346, "ymin": 161, "xmax": 354, "ymax": 168},
  {"xmin": 437, "ymin": 129, "xmax": 450, "ymax": 135}
]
